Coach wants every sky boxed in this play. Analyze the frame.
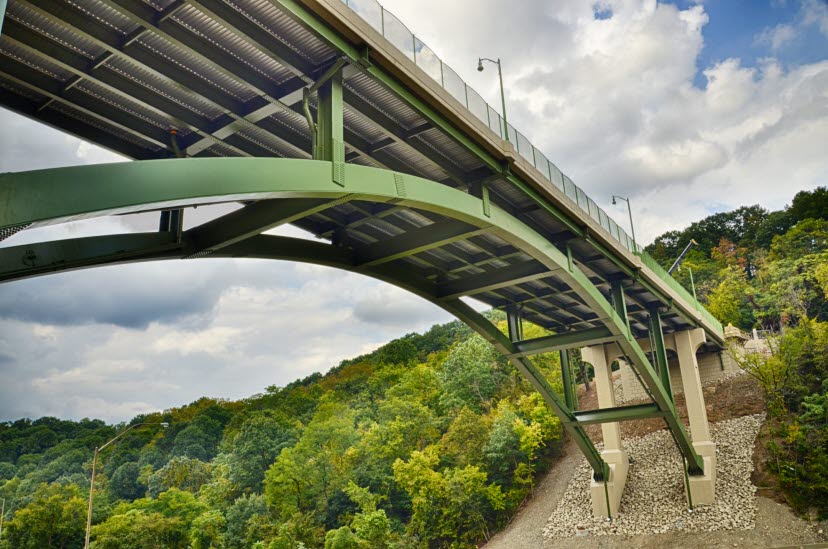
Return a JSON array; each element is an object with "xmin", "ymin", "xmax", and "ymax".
[{"xmin": 0, "ymin": 0, "xmax": 826, "ymax": 422}]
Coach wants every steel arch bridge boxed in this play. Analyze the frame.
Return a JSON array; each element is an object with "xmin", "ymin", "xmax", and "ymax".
[{"xmin": 0, "ymin": 0, "xmax": 723, "ymax": 516}]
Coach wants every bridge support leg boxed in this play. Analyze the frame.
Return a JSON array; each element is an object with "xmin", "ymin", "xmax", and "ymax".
[
  {"xmin": 675, "ymin": 328, "xmax": 716, "ymax": 506},
  {"xmin": 581, "ymin": 344, "xmax": 629, "ymax": 518}
]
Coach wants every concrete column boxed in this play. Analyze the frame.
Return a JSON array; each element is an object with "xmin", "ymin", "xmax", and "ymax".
[
  {"xmin": 582, "ymin": 345, "xmax": 622, "ymax": 451},
  {"xmin": 674, "ymin": 328, "xmax": 717, "ymax": 505},
  {"xmin": 581, "ymin": 344, "xmax": 629, "ymax": 517}
]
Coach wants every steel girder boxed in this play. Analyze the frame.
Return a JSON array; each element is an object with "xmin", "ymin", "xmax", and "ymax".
[
  {"xmin": 0, "ymin": 158, "xmax": 705, "ymax": 477},
  {"xmin": 268, "ymin": 0, "xmax": 723, "ymax": 348}
]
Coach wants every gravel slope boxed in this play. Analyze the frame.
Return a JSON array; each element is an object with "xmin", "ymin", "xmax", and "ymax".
[
  {"xmin": 543, "ymin": 414, "xmax": 765, "ymax": 538},
  {"xmin": 485, "ymin": 374, "xmax": 826, "ymax": 548}
]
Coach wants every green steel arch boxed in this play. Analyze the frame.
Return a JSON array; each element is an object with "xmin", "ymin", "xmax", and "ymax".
[{"xmin": 0, "ymin": 157, "xmax": 706, "ymax": 481}]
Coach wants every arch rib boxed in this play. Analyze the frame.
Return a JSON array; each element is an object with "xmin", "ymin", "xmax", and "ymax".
[{"xmin": 0, "ymin": 158, "xmax": 703, "ymax": 477}]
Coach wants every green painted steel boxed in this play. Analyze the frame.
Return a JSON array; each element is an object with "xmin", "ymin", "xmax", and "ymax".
[
  {"xmin": 270, "ymin": 0, "xmax": 723, "ymax": 345},
  {"xmin": 506, "ymin": 306, "xmax": 523, "ymax": 343},
  {"xmin": 354, "ymin": 219, "xmax": 486, "ymax": 267},
  {"xmin": 572, "ymin": 403, "xmax": 666, "ymax": 425},
  {"xmin": 0, "ymin": 157, "xmax": 705, "ymax": 477},
  {"xmin": 316, "ymin": 65, "xmax": 346, "ymax": 187},
  {"xmin": 650, "ymin": 309, "xmax": 674, "ymax": 401},
  {"xmin": 511, "ymin": 327, "xmax": 617, "ymax": 357},
  {"xmin": 560, "ymin": 349, "xmax": 575, "ymax": 410}
]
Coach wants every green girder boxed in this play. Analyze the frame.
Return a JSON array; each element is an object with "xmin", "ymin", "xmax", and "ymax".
[
  {"xmin": 0, "ymin": 157, "xmax": 704, "ymax": 477},
  {"xmin": 270, "ymin": 0, "xmax": 723, "ymax": 347},
  {"xmin": 510, "ymin": 327, "xmax": 618, "ymax": 357},
  {"xmin": 572, "ymin": 403, "xmax": 666, "ymax": 425},
  {"xmin": 650, "ymin": 309, "xmax": 674, "ymax": 401}
]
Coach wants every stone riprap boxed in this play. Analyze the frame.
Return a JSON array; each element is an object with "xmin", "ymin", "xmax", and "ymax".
[{"xmin": 543, "ymin": 413, "xmax": 766, "ymax": 538}]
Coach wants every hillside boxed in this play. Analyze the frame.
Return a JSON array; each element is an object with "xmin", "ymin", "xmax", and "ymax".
[{"xmin": 0, "ymin": 186, "xmax": 827, "ymax": 548}]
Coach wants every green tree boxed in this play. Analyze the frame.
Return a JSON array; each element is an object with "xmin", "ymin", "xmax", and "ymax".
[
  {"xmin": 374, "ymin": 339, "xmax": 418, "ymax": 365},
  {"xmin": 0, "ymin": 462, "xmax": 15, "ymax": 481},
  {"xmin": 0, "ymin": 482, "xmax": 86, "ymax": 549},
  {"xmin": 770, "ymin": 219, "xmax": 828, "ymax": 260},
  {"xmin": 789, "ymin": 186, "xmax": 828, "ymax": 223},
  {"xmin": 189, "ymin": 509, "xmax": 226, "ymax": 549},
  {"xmin": 483, "ymin": 405, "xmax": 526, "ymax": 486},
  {"xmin": 755, "ymin": 253, "xmax": 828, "ymax": 326},
  {"xmin": 227, "ymin": 413, "xmax": 297, "ymax": 492},
  {"xmin": 439, "ymin": 335, "xmax": 503, "ymax": 412},
  {"xmin": 393, "ymin": 447, "xmax": 504, "ymax": 547},
  {"xmin": 92, "ymin": 510, "xmax": 187, "ymax": 549},
  {"xmin": 756, "ymin": 209, "xmax": 795, "ymax": 249},
  {"xmin": 439, "ymin": 408, "xmax": 489, "ymax": 468},
  {"xmin": 224, "ymin": 493, "xmax": 268, "ymax": 549},
  {"xmin": 264, "ymin": 402, "xmax": 357, "ymax": 523},
  {"xmin": 147, "ymin": 456, "xmax": 212, "ymax": 497},
  {"xmin": 707, "ymin": 265, "xmax": 755, "ymax": 328},
  {"xmin": 109, "ymin": 461, "xmax": 144, "ymax": 501}
]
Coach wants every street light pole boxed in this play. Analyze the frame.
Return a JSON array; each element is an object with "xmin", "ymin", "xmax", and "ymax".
[
  {"xmin": 477, "ymin": 57, "xmax": 508, "ymax": 142},
  {"xmin": 611, "ymin": 195, "xmax": 637, "ymax": 252},
  {"xmin": 84, "ymin": 422, "xmax": 168, "ymax": 549}
]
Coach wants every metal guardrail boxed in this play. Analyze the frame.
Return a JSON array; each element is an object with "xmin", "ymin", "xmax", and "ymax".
[
  {"xmin": 636, "ymin": 252, "xmax": 723, "ymax": 333},
  {"xmin": 340, "ymin": 0, "xmax": 722, "ymax": 333}
]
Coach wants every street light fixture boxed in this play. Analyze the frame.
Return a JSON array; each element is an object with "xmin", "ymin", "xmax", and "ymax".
[
  {"xmin": 477, "ymin": 57, "xmax": 509, "ymax": 142},
  {"xmin": 84, "ymin": 421, "xmax": 168, "ymax": 548},
  {"xmin": 611, "ymin": 195, "xmax": 637, "ymax": 252}
]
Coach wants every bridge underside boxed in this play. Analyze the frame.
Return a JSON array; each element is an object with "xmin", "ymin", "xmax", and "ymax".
[
  {"xmin": 1, "ymin": 157, "xmax": 719, "ymax": 513},
  {"xmin": 0, "ymin": 0, "xmax": 723, "ymax": 516}
]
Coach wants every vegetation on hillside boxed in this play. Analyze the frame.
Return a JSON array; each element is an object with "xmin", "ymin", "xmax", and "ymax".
[
  {"xmin": 0, "ymin": 316, "xmax": 566, "ymax": 548},
  {"xmin": 0, "ymin": 186, "xmax": 826, "ymax": 546},
  {"xmin": 646, "ymin": 186, "xmax": 828, "ymax": 518}
]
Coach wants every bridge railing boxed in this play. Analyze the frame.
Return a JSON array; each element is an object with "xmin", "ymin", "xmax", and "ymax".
[
  {"xmin": 340, "ymin": 0, "xmax": 721, "ymax": 333},
  {"xmin": 340, "ymin": 0, "xmax": 639, "ymax": 252},
  {"xmin": 635, "ymin": 252, "xmax": 724, "ymax": 333}
]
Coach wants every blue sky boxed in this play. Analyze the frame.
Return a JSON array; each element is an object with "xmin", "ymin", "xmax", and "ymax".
[
  {"xmin": 675, "ymin": 0, "xmax": 828, "ymax": 86},
  {"xmin": 1, "ymin": 0, "xmax": 826, "ymax": 422}
]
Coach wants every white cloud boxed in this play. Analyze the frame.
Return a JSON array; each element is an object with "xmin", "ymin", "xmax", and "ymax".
[
  {"xmin": 152, "ymin": 327, "xmax": 246, "ymax": 356},
  {"xmin": 756, "ymin": 23, "xmax": 797, "ymax": 51},
  {"xmin": 803, "ymin": 0, "xmax": 828, "ymax": 37}
]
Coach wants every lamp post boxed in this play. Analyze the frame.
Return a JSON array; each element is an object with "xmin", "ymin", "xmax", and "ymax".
[
  {"xmin": 611, "ymin": 195, "xmax": 637, "ymax": 252},
  {"xmin": 84, "ymin": 422, "xmax": 168, "ymax": 548},
  {"xmin": 477, "ymin": 57, "xmax": 509, "ymax": 142}
]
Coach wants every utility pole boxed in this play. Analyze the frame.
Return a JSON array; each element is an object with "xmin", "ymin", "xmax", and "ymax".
[
  {"xmin": 85, "ymin": 422, "xmax": 168, "ymax": 548},
  {"xmin": 1, "ymin": 497, "xmax": 5, "ymax": 539}
]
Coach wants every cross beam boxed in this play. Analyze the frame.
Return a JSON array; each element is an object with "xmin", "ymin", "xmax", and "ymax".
[
  {"xmin": 509, "ymin": 327, "xmax": 617, "ymax": 357},
  {"xmin": 436, "ymin": 261, "xmax": 553, "ymax": 300},
  {"xmin": 184, "ymin": 198, "xmax": 346, "ymax": 256},
  {"xmin": 571, "ymin": 403, "xmax": 665, "ymax": 425},
  {"xmin": 354, "ymin": 219, "xmax": 487, "ymax": 267}
]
